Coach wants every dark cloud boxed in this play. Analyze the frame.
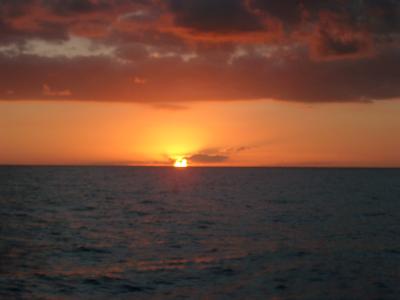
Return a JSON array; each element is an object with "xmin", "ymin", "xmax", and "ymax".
[
  {"xmin": 188, "ymin": 154, "xmax": 228, "ymax": 163},
  {"xmin": 0, "ymin": 0, "xmax": 399, "ymax": 103},
  {"xmin": 312, "ymin": 30, "xmax": 371, "ymax": 60},
  {"xmin": 0, "ymin": 0, "xmax": 34, "ymax": 18},
  {"xmin": 249, "ymin": 0, "xmax": 303, "ymax": 27},
  {"xmin": 365, "ymin": 0, "xmax": 400, "ymax": 34},
  {"xmin": 42, "ymin": 0, "xmax": 112, "ymax": 16},
  {"xmin": 168, "ymin": 0, "xmax": 265, "ymax": 33},
  {"xmin": 250, "ymin": 0, "xmax": 400, "ymax": 37},
  {"xmin": 186, "ymin": 144, "xmax": 265, "ymax": 164},
  {"xmin": 310, "ymin": 13, "xmax": 373, "ymax": 60},
  {"xmin": 114, "ymin": 43, "xmax": 149, "ymax": 61},
  {"xmin": 1, "ymin": 47, "xmax": 399, "ymax": 103},
  {"xmin": 0, "ymin": 1, "xmax": 69, "ymax": 42}
]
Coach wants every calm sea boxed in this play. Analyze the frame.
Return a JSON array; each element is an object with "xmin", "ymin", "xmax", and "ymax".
[{"xmin": 1, "ymin": 167, "xmax": 399, "ymax": 299}]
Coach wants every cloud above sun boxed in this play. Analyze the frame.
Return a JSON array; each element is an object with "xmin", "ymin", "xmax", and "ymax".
[
  {"xmin": 0, "ymin": 0, "xmax": 399, "ymax": 103},
  {"xmin": 162, "ymin": 144, "xmax": 267, "ymax": 165}
]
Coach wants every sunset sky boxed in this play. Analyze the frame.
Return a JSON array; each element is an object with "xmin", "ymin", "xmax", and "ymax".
[{"xmin": 0, "ymin": 0, "xmax": 399, "ymax": 166}]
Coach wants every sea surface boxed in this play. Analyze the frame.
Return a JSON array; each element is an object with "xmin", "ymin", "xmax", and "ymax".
[{"xmin": 1, "ymin": 167, "xmax": 399, "ymax": 299}]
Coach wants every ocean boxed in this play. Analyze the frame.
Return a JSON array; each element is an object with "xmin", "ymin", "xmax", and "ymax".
[{"xmin": 1, "ymin": 167, "xmax": 399, "ymax": 299}]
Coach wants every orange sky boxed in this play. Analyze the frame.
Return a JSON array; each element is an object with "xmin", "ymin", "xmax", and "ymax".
[
  {"xmin": 0, "ymin": 1, "xmax": 399, "ymax": 166},
  {"xmin": 1, "ymin": 100, "xmax": 400, "ymax": 167}
]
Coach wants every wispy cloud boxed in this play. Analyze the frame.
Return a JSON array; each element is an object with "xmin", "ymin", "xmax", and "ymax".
[{"xmin": 182, "ymin": 141, "xmax": 274, "ymax": 164}]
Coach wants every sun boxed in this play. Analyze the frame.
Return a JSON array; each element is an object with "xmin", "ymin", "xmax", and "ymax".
[{"xmin": 174, "ymin": 158, "xmax": 188, "ymax": 168}]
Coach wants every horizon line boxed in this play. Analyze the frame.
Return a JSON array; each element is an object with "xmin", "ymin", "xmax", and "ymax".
[{"xmin": 1, "ymin": 164, "xmax": 399, "ymax": 169}]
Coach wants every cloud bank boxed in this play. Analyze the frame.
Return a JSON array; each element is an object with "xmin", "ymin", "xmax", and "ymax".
[{"xmin": 0, "ymin": 0, "xmax": 399, "ymax": 103}]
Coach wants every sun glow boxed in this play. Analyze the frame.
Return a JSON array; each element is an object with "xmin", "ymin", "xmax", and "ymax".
[{"xmin": 174, "ymin": 158, "xmax": 188, "ymax": 168}]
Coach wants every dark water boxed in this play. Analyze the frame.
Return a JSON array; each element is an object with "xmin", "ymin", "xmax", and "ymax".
[{"xmin": 1, "ymin": 167, "xmax": 400, "ymax": 299}]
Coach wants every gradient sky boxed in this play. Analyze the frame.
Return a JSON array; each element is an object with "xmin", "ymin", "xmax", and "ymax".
[{"xmin": 0, "ymin": 0, "xmax": 399, "ymax": 166}]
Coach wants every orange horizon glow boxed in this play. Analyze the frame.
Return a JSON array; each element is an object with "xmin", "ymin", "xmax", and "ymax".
[{"xmin": 1, "ymin": 100, "xmax": 400, "ymax": 167}]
